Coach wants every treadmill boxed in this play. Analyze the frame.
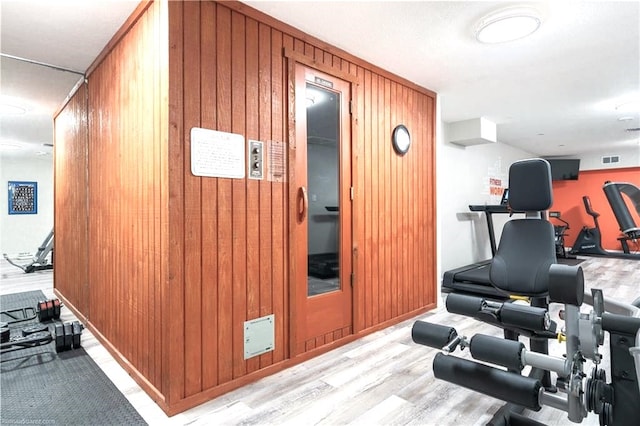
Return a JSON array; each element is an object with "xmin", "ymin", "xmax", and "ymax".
[{"xmin": 442, "ymin": 203, "xmax": 513, "ymax": 299}]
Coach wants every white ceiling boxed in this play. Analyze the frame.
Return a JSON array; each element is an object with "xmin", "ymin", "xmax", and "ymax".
[
  {"xmin": 0, "ymin": 0, "xmax": 140, "ymax": 158},
  {"xmin": 1, "ymin": 1, "xmax": 639, "ymax": 160}
]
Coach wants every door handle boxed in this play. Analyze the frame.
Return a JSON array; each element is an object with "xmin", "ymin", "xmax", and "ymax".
[{"xmin": 299, "ymin": 186, "xmax": 308, "ymax": 221}]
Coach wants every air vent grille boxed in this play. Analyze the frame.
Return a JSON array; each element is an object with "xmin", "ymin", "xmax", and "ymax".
[
  {"xmin": 625, "ymin": 128, "xmax": 640, "ymax": 132},
  {"xmin": 601, "ymin": 155, "xmax": 620, "ymax": 165}
]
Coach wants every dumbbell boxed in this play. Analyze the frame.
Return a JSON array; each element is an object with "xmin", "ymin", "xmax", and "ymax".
[
  {"xmin": 37, "ymin": 298, "xmax": 61, "ymax": 322},
  {"xmin": 54, "ymin": 321, "xmax": 84, "ymax": 352}
]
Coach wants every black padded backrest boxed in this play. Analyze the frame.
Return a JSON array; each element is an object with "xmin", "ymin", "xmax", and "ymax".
[
  {"xmin": 508, "ymin": 158, "xmax": 553, "ymax": 212},
  {"xmin": 490, "ymin": 158, "xmax": 556, "ymax": 297}
]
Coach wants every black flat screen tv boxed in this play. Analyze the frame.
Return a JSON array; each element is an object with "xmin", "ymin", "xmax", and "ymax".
[{"xmin": 548, "ymin": 159, "xmax": 580, "ymax": 181}]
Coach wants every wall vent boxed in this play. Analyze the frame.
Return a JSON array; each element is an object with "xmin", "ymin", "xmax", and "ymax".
[{"xmin": 601, "ymin": 155, "xmax": 620, "ymax": 165}]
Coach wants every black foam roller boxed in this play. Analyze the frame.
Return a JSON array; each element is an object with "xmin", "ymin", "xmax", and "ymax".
[
  {"xmin": 469, "ymin": 334, "xmax": 525, "ymax": 371},
  {"xmin": 445, "ymin": 293, "xmax": 484, "ymax": 317},
  {"xmin": 548, "ymin": 264, "xmax": 584, "ymax": 306},
  {"xmin": 500, "ymin": 303, "xmax": 549, "ymax": 332},
  {"xmin": 411, "ymin": 321, "xmax": 456, "ymax": 349},
  {"xmin": 433, "ymin": 353, "xmax": 542, "ymax": 411}
]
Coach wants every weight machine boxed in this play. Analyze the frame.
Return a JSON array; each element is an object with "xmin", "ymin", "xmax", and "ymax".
[
  {"xmin": 3, "ymin": 229, "xmax": 54, "ymax": 273},
  {"xmin": 414, "ymin": 159, "xmax": 640, "ymax": 425}
]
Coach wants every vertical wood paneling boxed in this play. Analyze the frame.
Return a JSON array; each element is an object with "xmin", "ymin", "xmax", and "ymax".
[
  {"xmin": 54, "ymin": 84, "xmax": 89, "ymax": 315},
  {"xmin": 215, "ymin": 5, "xmax": 234, "ymax": 386},
  {"xmin": 390, "ymin": 81, "xmax": 398, "ymax": 319},
  {"xmin": 183, "ymin": 0, "xmax": 202, "ymax": 398},
  {"xmin": 85, "ymin": 0, "xmax": 167, "ymax": 398},
  {"xmin": 230, "ymin": 10, "xmax": 248, "ymax": 381},
  {"xmin": 167, "ymin": 0, "xmax": 185, "ymax": 403},
  {"xmin": 172, "ymin": 0, "xmax": 437, "ymax": 407},
  {"xmin": 245, "ymin": 17, "xmax": 261, "ymax": 376},
  {"xmin": 155, "ymin": 0, "xmax": 168, "ymax": 391},
  {"xmin": 56, "ymin": 0, "xmax": 436, "ymax": 415},
  {"xmin": 273, "ymin": 31, "xmax": 288, "ymax": 363},
  {"xmin": 200, "ymin": 0, "xmax": 219, "ymax": 391},
  {"xmin": 258, "ymin": 22, "xmax": 274, "ymax": 369},
  {"xmin": 383, "ymin": 77, "xmax": 392, "ymax": 323},
  {"xmin": 363, "ymin": 68, "xmax": 372, "ymax": 330},
  {"xmin": 370, "ymin": 73, "xmax": 380, "ymax": 327}
]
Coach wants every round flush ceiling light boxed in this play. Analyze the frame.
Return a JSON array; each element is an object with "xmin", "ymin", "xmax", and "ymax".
[
  {"xmin": 615, "ymin": 100, "xmax": 640, "ymax": 113},
  {"xmin": 0, "ymin": 96, "xmax": 28, "ymax": 115},
  {"xmin": 475, "ymin": 6, "xmax": 542, "ymax": 44},
  {"xmin": 0, "ymin": 102, "xmax": 26, "ymax": 115}
]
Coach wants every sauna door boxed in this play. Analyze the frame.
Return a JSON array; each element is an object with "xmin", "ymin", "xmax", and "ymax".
[{"xmin": 291, "ymin": 65, "xmax": 353, "ymax": 355}]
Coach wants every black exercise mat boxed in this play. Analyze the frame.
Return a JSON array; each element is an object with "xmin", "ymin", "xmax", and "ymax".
[{"xmin": 1, "ymin": 291, "xmax": 147, "ymax": 425}]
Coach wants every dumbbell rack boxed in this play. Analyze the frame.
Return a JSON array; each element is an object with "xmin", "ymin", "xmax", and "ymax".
[{"xmin": 1, "ymin": 298, "xmax": 84, "ymax": 354}]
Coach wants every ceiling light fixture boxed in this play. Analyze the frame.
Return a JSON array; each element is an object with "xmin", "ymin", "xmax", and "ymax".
[
  {"xmin": 0, "ymin": 102, "xmax": 27, "ymax": 115},
  {"xmin": 615, "ymin": 100, "xmax": 640, "ymax": 113},
  {"xmin": 475, "ymin": 6, "xmax": 542, "ymax": 44},
  {"xmin": 0, "ymin": 140, "xmax": 25, "ymax": 150}
]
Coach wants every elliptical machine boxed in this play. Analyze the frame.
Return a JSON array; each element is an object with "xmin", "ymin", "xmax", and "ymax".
[
  {"xmin": 570, "ymin": 196, "xmax": 640, "ymax": 260},
  {"xmin": 549, "ymin": 211, "xmax": 573, "ymax": 259},
  {"xmin": 570, "ymin": 196, "xmax": 607, "ymax": 256}
]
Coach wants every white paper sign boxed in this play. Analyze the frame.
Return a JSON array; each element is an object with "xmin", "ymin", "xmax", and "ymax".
[
  {"xmin": 191, "ymin": 127, "xmax": 245, "ymax": 178},
  {"xmin": 268, "ymin": 141, "xmax": 286, "ymax": 182}
]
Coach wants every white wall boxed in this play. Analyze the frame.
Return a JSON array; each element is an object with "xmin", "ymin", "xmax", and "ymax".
[
  {"xmin": 435, "ymin": 105, "xmax": 535, "ymax": 304},
  {"xmin": 0, "ymin": 153, "xmax": 54, "ymax": 256},
  {"xmin": 578, "ymin": 145, "xmax": 640, "ymax": 171}
]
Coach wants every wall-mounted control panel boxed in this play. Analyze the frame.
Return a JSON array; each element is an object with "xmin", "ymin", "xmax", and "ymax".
[{"xmin": 248, "ymin": 140, "xmax": 264, "ymax": 180}]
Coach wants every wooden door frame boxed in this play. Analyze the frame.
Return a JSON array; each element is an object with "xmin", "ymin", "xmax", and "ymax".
[{"xmin": 286, "ymin": 54, "xmax": 358, "ymax": 357}]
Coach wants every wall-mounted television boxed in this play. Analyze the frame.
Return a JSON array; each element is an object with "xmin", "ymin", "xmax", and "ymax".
[{"xmin": 547, "ymin": 159, "xmax": 580, "ymax": 181}]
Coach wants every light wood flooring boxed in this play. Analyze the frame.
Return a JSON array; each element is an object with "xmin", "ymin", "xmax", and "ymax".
[{"xmin": 1, "ymin": 256, "xmax": 639, "ymax": 425}]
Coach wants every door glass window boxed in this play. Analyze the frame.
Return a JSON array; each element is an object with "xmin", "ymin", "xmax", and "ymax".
[{"xmin": 306, "ymin": 83, "xmax": 341, "ymax": 296}]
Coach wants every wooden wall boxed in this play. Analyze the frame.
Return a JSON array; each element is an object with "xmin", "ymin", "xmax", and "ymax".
[
  {"xmin": 54, "ymin": 0, "xmax": 437, "ymax": 415},
  {"xmin": 355, "ymin": 65, "xmax": 436, "ymax": 332},
  {"xmin": 54, "ymin": 83, "xmax": 89, "ymax": 315},
  {"xmin": 55, "ymin": 0, "xmax": 169, "ymax": 404},
  {"xmin": 165, "ymin": 0, "xmax": 291, "ymax": 404},
  {"xmin": 166, "ymin": 0, "xmax": 437, "ymax": 411},
  {"xmin": 87, "ymin": 0, "xmax": 167, "ymax": 399}
]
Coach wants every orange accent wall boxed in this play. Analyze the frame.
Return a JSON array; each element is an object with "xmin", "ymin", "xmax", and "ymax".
[{"xmin": 551, "ymin": 167, "xmax": 640, "ymax": 251}]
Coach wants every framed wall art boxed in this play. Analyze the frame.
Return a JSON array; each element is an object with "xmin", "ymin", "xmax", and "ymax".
[{"xmin": 8, "ymin": 181, "xmax": 37, "ymax": 215}]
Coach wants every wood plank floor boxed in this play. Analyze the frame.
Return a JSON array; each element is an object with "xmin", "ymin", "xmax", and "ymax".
[{"xmin": 1, "ymin": 256, "xmax": 638, "ymax": 425}]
